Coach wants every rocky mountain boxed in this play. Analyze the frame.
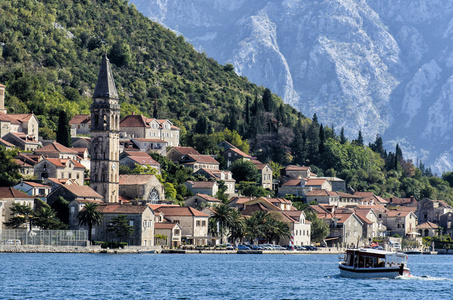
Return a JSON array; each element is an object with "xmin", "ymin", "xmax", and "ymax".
[{"xmin": 130, "ymin": 0, "xmax": 453, "ymax": 174}]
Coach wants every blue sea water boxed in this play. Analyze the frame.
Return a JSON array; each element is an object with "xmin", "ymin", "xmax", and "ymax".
[{"xmin": 0, "ymin": 253, "xmax": 452, "ymax": 299}]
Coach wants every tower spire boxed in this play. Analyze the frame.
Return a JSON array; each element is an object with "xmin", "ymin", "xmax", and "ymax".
[{"xmin": 93, "ymin": 55, "xmax": 119, "ymax": 99}]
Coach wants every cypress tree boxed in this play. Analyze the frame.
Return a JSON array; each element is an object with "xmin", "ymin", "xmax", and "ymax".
[
  {"xmin": 319, "ymin": 124, "xmax": 325, "ymax": 155},
  {"xmin": 340, "ymin": 127, "xmax": 347, "ymax": 144},
  {"xmin": 262, "ymin": 88, "xmax": 273, "ymax": 112},
  {"xmin": 245, "ymin": 96, "xmax": 251, "ymax": 125},
  {"xmin": 291, "ymin": 118, "xmax": 306, "ymax": 165},
  {"xmin": 357, "ymin": 130, "xmax": 364, "ymax": 146},
  {"xmin": 56, "ymin": 110, "xmax": 71, "ymax": 147}
]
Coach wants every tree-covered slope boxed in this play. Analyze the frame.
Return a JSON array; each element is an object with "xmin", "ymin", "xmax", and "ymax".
[{"xmin": 0, "ymin": 0, "xmax": 299, "ymax": 136}]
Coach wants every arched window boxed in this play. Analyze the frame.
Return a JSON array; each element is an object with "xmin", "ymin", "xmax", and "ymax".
[{"xmin": 148, "ymin": 188, "xmax": 160, "ymax": 204}]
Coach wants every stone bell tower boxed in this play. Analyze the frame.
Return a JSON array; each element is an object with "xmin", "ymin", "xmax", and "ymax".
[{"xmin": 90, "ymin": 56, "xmax": 120, "ymax": 203}]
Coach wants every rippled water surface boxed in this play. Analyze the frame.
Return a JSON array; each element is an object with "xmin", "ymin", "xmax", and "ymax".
[{"xmin": 1, "ymin": 253, "xmax": 452, "ymax": 299}]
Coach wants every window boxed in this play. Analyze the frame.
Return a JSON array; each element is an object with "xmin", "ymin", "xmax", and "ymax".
[
  {"xmin": 196, "ymin": 220, "xmax": 201, "ymax": 226},
  {"xmin": 174, "ymin": 229, "xmax": 180, "ymax": 235},
  {"xmin": 129, "ymin": 220, "xmax": 134, "ymax": 226},
  {"xmin": 202, "ymin": 221, "xmax": 206, "ymax": 227}
]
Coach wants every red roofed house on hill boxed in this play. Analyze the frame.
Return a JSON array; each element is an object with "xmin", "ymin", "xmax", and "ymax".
[
  {"xmin": 34, "ymin": 157, "xmax": 85, "ymax": 186},
  {"xmin": 184, "ymin": 180, "xmax": 219, "ymax": 196},
  {"xmin": 34, "ymin": 141, "xmax": 78, "ymax": 160},
  {"xmin": 251, "ymin": 160, "xmax": 273, "ymax": 190},
  {"xmin": 166, "ymin": 146, "xmax": 200, "ymax": 162},
  {"xmin": 69, "ymin": 114, "xmax": 91, "ymax": 137},
  {"xmin": 119, "ymin": 113, "xmax": 180, "ymax": 147},
  {"xmin": 180, "ymin": 154, "xmax": 219, "ymax": 172}
]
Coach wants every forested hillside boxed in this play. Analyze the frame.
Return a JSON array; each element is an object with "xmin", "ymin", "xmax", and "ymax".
[{"xmin": 2, "ymin": 0, "xmax": 453, "ymax": 205}]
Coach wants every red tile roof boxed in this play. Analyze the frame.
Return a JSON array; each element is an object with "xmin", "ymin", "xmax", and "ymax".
[
  {"xmin": 20, "ymin": 181, "xmax": 51, "ymax": 188},
  {"xmin": 305, "ymin": 179, "xmax": 328, "ymax": 186},
  {"xmin": 119, "ymin": 174, "xmax": 159, "ymax": 185},
  {"xmin": 97, "ymin": 203, "xmax": 150, "ymax": 214},
  {"xmin": 281, "ymin": 179, "xmax": 303, "ymax": 186},
  {"xmin": 123, "ymin": 150, "xmax": 150, "ymax": 157},
  {"xmin": 191, "ymin": 193, "xmax": 221, "ymax": 202},
  {"xmin": 306, "ymin": 189, "xmax": 338, "ymax": 196},
  {"xmin": 123, "ymin": 155, "xmax": 160, "ymax": 166},
  {"xmin": 62, "ymin": 185, "xmax": 103, "ymax": 198},
  {"xmin": 153, "ymin": 206, "xmax": 208, "ymax": 217},
  {"xmin": 286, "ymin": 165, "xmax": 310, "ymax": 171},
  {"xmin": 170, "ymin": 147, "xmax": 200, "ymax": 155},
  {"xmin": 225, "ymin": 147, "xmax": 251, "ymax": 158},
  {"xmin": 154, "ymin": 222, "xmax": 179, "ymax": 229},
  {"xmin": 0, "ymin": 138, "xmax": 15, "ymax": 147},
  {"xmin": 416, "ymin": 221, "xmax": 439, "ymax": 229},
  {"xmin": 183, "ymin": 154, "xmax": 219, "ymax": 164},
  {"xmin": 186, "ymin": 181, "xmax": 217, "ymax": 188},
  {"xmin": 44, "ymin": 158, "xmax": 85, "ymax": 168},
  {"xmin": 69, "ymin": 114, "xmax": 90, "ymax": 125},
  {"xmin": 35, "ymin": 142, "xmax": 78, "ymax": 155},
  {"xmin": 120, "ymin": 114, "xmax": 150, "ymax": 127},
  {"xmin": 0, "ymin": 187, "xmax": 34, "ymax": 199}
]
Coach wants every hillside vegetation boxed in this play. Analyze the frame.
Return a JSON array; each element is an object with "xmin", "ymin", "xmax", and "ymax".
[{"xmin": 2, "ymin": 0, "xmax": 453, "ymax": 205}]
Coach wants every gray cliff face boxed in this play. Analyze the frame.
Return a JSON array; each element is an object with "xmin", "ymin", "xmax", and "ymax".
[{"xmin": 131, "ymin": 0, "xmax": 453, "ymax": 174}]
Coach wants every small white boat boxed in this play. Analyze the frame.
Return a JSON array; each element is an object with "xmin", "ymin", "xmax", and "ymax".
[{"xmin": 339, "ymin": 248, "xmax": 410, "ymax": 278}]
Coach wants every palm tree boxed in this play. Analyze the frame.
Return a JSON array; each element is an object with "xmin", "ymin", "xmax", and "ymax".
[
  {"xmin": 228, "ymin": 209, "xmax": 245, "ymax": 244},
  {"xmin": 4, "ymin": 203, "xmax": 35, "ymax": 231},
  {"xmin": 245, "ymin": 211, "xmax": 267, "ymax": 244},
  {"xmin": 212, "ymin": 204, "xmax": 234, "ymax": 243},
  {"xmin": 35, "ymin": 207, "xmax": 67, "ymax": 230},
  {"xmin": 77, "ymin": 202, "xmax": 104, "ymax": 244}
]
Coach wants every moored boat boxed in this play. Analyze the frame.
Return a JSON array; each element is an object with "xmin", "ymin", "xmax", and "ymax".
[{"xmin": 339, "ymin": 248, "xmax": 410, "ymax": 278}]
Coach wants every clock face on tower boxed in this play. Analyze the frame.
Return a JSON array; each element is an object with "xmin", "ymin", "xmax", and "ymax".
[{"xmin": 112, "ymin": 163, "xmax": 116, "ymax": 170}]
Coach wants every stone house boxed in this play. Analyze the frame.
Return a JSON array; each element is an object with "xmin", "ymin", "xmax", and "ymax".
[
  {"xmin": 305, "ymin": 179, "xmax": 332, "ymax": 191},
  {"xmin": 71, "ymin": 137, "xmax": 91, "ymax": 150},
  {"xmin": 15, "ymin": 153, "xmax": 42, "ymax": 177},
  {"xmin": 151, "ymin": 205, "xmax": 209, "ymax": 245},
  {"xmin": 154, "ymin": 222, "xmax": 182, "ymax": 248},
  {"xmin": 305, "ymin": 189, "xmax": 340, "ymax": 206},
  {"xmin": 353, "ymin": 207, "xmax": 386, "ymax": 240},
  {"xmin": 69, "ymin": 114, "xmax": 91, "ymax": 137},
  {"xmin": 251, "ymin": 161, "xmax": 273, "ymax": 190},
  {"xmin": 0, "ymin": 111, "xmax": 39, "ymax": 145},
  {"xmin": 72, "ymin": 147, "xmax": 90, "ymax": 170},
  {"xmin": 13, "ymin": 180, "xmax": 52, "ymax": 200},
  {"xmin": 279, "ymin": 211, "xmax": 311, "ymax": 246},
  {"xmin": 119, "ymin": 113, "xmax": 180, "ymax": 147},
  {"xmin": 0, "ymin": 187, "xmax": 35, "ymax": 230},
  {"xmin": 34, "ymin": 158, "xmax": 85, "ymax": 186},
  {"xmin": 336, "ymin": 192, "xmax": 364, "ymax": 206},
  {"xmin": 416, "ymin": 222, "xmax": 439, "ymax": 237},
  {"xmin": 0, "ymin": 138, "xmax": 15, "ymax": 149},
  {"xmin": 223, "ymin": 146, "xmax": 251, "ymax": 168},
  {"xmin": 384, "ymin": 210, "xmax": 418, "ymax": 237},
  {"xmin": 278, "ymin": 179, "xmax": 308, "ymax": 197},
  {"xmin": 440, "ymin": 212, "xmax": 453, "ymax": 237},
  {"xmin": 180, "ymin": 154, "xmax": 220, "ymax": 172},
  {"xmin": 92, "ymin": 203, "xmax": 155, "ymax": 246},
  {"xmin": 194, "ymin": 168, "xmax": 235, "ymax": 195},
  {"xmin": 48, "ymin": 184, "xmax": 103, "ymax": 207},
  {"xmin": 417, "ymin": 198, "xmax": 452, "ymax": 224},
  {"xmin": 130, "ymin": 138, "xmax": 168, "ymax": 155},
  {"xmin": 185, "ymin": 194, "xmax": 222, "ymax": 209},
  {"xmin": 2, "ymin": 132, "xmax": 41, "ymax": 151},
  {"xmin": 68, "ymin": 199, "xmax": 105, "ymax": 230},
  {"xmin": 119, "ymin": 174, "xmax": 165, "ymax": 204},
  {"xmin": 166, "ymin": 146, "xmax": 200, "ymax": 162},
  {"xmin": 184, "ymin": 180, "xmax": 219, "ymax": 196},
  {"xmin": 316, "ymin": 177, "xmax": 346, "ymax": 191},
  {"xmin": 284, "ymin": 165, "xmax": 312, "ymax": 179}
]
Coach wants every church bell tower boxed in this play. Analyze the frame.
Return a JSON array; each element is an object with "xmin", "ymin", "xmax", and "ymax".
[{"xmin": 90, "ymin": 56, "xmax": 120, "ymax": 203}]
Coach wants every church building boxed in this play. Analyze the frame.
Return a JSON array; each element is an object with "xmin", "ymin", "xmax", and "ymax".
[{"xmin": 89, "ymin": 56, "xmax": 120, "ymax": 203}]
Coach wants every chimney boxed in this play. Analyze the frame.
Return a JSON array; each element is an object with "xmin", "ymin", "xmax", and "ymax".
[
  {"xmin": 132, "ymin": 111, "xmax": 135, "ymax": 115},
  {"xmin": 0, "ymin": 84, "xmax": 6, "ymax": 114}
]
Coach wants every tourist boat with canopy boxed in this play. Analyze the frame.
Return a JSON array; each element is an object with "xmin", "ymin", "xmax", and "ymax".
[{"xmin": 339, "ymin": 248, "xmax": 410, "ymax": 278}]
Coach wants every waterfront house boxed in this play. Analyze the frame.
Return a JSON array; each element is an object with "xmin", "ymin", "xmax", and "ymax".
[
  {"xmin": 383, "ymin": 210, "xmax": 418, "ymax": 237},
  {"xmin": 151, "ymin": 205, "xmax": 209, "ymax": 245},
  {"xmin": 440, "ymin": 212, "xmax": 453, "ymax": 237},
  {"xmin": 92, "ymin": 203, "xmax": 155, "ymax": 246},
  {"xmin": 417, "ymin": 198, "xmax": 452, "ymax": 224},
  {"xmin": 13, "ymin": 180, "xmax": 52, "ymax": 201},
  {"xmin": 154, "ymin": 222, "xmax": 182, "ymax": 248},
  {"xmin": 48, "ymin": 184, "xmax": 103, "ymax": 207},
  {"xmin": 416, "ymin": 221, "xmax": 439, "ymax": 237},
  {"xmin": 0, "ymin": 187, "xmax": 35, "ymax": 230}
]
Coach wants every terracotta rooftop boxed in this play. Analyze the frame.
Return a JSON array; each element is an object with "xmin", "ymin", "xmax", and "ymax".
[
  {"xmin": 281, "ymin": 179, "xmax": 303, "ymax": 187},
  {"xmin": 123, "ymin": 155, "xmax": 160, "ymax": 166},
  {"xmin": 225, "ymin": 147, "xmax": 251, "ymax": 158},
  {"xmin": 155, "ymin": 222, "xmax": 179, "ymax": 229},
  {"xmin": 286, "ymin": 165, "xmax": 310, "ymax": 171},
  {"xmin": 122, "ymin": 150, "xmax": 150, "ymax": 157},
  {"xmin": 182, "ymin": 154, "xmax": 219, "ymax": 164},
  {"xmin": 191, "ymin": 193, "xmax": 221, "ymax": 202},
  {"xmin": 69, "ymin": 114, "xmax": 90, "ymax": 125},
  {"xmin": 35, "ymin": 142, "xmax": 78, "ymax": 155},
  {"xmin": 186, "ymin": 181, "xmax": 217, "ymax": 188},
  {"xmin": 120, "ymin": 114, "xmax": 150, "ymax": 128},
  {"xmin": 170, "ymin": 147, "xmax": 200, "ymax": 155},
  {"xmin": 336, "ymin": 191, "xmax": 362, "ymax": 199},
  {"xmin": 97, "ymin": 203, "xmax": 149, "ymax": 214},
  {"xmin": 119, "ymin": 174, "xmax": 159, "ymax": 185},
  {"xmin": 306, "ymin": 189, "xmax": 338, "ymax": 196},
  {"xmin": 153, "ymin": 206, "xmax": 209, "ymax": 217},
  {"xmin": 416, "ymin": 221, "xmax": 439, "ymax": 229},
  {"xmin": 0, "ymin": 138, "xmax": 15, "ymax": 147},
  {"xmin": 61, "ymin": 185, "xmax": 103, "ymax": 198},
  {"xmin": 0, "ymin": 187, "xmax": 34, "ymax": 199},
  {"xmin": 19, "ymin": 181, "xmax": 51, "ymax": 188},
  {"xmin": 44, "ymin": 158, "xmax": 85, "ymax": 168}
]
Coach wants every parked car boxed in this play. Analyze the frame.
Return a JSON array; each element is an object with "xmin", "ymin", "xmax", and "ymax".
[
  {"xmin": 5, "ymin": 239, "xmax": 21, "ymax": 245},
  {"xmin": 305, "ymin": 245, "xmax": 318, "ymax": 251},
  {"xmin": 237, "ymin": 244, "xmax": 251, "ymax": 250},
  {"xmin": 249, "ymin": 244, "xmax": 262, "ymax": 250},
  {"xmin": 285, "ymin": 245, "xmax": 296, "ymax": 250},
  {"xmin": 226, "ymin": 243, "xmax": 234, "ymax": 250}
]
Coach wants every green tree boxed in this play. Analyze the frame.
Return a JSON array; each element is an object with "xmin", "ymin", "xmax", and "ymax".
[
  {"xmin": 229, "ymin": 160, "xmax": 260, "ymax": 183},
  {"xmin": 51, "ymin": 196, "xmax": 69, "ymax": 224},
  {"xmin": 340, "ymin": 127, "xmax": 347, "ymax": 144},
  {"xmin": 107, "ymin": 215, "xmax": 135, "ymax": 243},
  {"xmin": 4, "ymin": 203, "xmax": 35, "ymax": 230},
  {"xmin": 35, "ymin": 207, "xmax": 67, "ymax": 229},
  {"xmin": 77, "ymin": 203, "xmax": 104, "ymax": 243},
  {"xmin": 245, "ymin": 211, "xmax": 267, "ymax": 244},
  {"xmin": 305, "ymin": 210, "xmax": 329, "ymax": 243},
  {"xmin": 56, "ymin": 110, "xmax": 72, "ymax": 147},
  {"xmin": 211, "ymin": 204, "xmax": 234, "ymax": 243},
  {"xmin": 0, "ymin": 146, "xmax": 22, "ymax": 186},
  {"xmin": 109, "ymin": 41, "xmax": 132, "ymax": 67}
]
